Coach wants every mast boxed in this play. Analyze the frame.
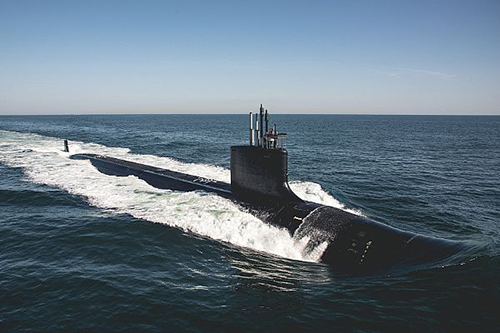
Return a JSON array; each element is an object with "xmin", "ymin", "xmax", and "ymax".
[
  {"xmin": 265, "ymin": 109, "xmax": 269, "ymax": 133},
  {"xmin": 255, "ymin": 118, "xmax": 259, "ymax": 146},
  {"xmin": 259, "ymin": 104, "xmax": 264, "ymax": 147},
  {"xmin": 249, "ymin": 112, "xmax": 254, "ymax": 146}
]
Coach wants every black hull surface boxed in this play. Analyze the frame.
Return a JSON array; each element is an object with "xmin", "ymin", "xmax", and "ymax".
[{"xmin": 71, "ymin": 153, "xmax": 463, "ymax": 272}]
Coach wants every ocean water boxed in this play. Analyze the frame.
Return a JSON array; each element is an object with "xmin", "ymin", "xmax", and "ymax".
[{"xmin": 0, "ymin": 114, "xmax": 499, "ymax": 332}]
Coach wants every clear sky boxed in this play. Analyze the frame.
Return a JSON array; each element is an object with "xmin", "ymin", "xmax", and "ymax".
[{"xmin": 1, "ymin": 0, "xmax": 499, "ymax": 115}]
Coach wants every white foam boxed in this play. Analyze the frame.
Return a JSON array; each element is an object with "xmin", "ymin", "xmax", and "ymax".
[
  {"xmin": 289, "ymin": 181, "xmax": 363, "ymax": 216},
  {"xmin": 0, "ymin": 130, "xmax": 360, "ymax": 263}
]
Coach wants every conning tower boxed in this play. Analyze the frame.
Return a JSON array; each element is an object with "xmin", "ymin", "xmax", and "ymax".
[{"xmin": 230, "ymin": 105, "xmax": 302, "ymax": 205}]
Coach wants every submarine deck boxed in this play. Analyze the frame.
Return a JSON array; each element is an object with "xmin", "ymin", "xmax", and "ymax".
[{"xmin": 70, "ymin": 153, "xmax": 233, "ymax": 198}]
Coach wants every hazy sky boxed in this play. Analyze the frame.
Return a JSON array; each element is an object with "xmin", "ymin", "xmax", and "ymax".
[{"xmin": 1, "ymin": 0, "xmax": 499, "ymax": 115}]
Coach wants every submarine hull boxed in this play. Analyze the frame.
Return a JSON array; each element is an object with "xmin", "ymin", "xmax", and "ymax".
[{"xmin": 71, "ymin": 153, "xmax": 462, "ymax": 272}]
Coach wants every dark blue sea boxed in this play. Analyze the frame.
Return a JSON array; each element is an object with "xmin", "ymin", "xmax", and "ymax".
[{"xmin": 1, "ymin": 114, "xmax": 499, "ymax": 332}]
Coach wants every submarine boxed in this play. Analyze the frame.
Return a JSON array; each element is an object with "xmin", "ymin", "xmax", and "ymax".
[{"xmin": 70, "ymin": 105, "xmax": 462, "ymax": 272}]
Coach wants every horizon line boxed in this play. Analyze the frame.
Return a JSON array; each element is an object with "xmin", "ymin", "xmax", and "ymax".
[{"xmin": 0, "ymin": 112, "xmax": 499, "ymax": 117}]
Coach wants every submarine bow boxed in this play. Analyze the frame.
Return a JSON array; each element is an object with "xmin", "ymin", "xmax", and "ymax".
[{"xmin": 69, "ymin": 105, "xmax": 462, "ymax": 271}]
